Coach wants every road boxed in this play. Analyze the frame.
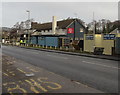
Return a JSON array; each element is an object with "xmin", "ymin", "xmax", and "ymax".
[
  {"xmin": 2, "ymin": 54, "xmax": 102, "ymax": 93},
  {"xmin": 2, "ymin": 45, "xmax": 118, "ymax": 93}
]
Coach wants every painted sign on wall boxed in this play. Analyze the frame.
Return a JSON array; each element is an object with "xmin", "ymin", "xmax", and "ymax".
[
  {"xmin": 67, "ymin": 28, "xmax": 74, "ymax": 34},
  {"xmin": 86, "ymin": 35, "xmax": 94, "ymax": 40},
  {"xmin": 103, "ymin": 34, "xmax": 116, "ymax": 40}
]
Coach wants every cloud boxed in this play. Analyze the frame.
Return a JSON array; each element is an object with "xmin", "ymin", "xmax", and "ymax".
[{"xmin": 2, "ymin": 2, "xmax": 118, "ymax": 27}]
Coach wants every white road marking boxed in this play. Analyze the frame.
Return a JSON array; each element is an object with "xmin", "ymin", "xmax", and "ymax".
[
  {"xmin": 82, "ymin": 61, "xmax": 119, "ymax": 69},
  {"xmin": 46, "ymin": 54, "xmax": 68, "ymax": 60}
]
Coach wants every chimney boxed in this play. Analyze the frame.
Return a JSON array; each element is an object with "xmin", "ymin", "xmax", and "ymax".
[{"xmin": 52, "ymin": 16, "xmax": 57, "ymax": 34}]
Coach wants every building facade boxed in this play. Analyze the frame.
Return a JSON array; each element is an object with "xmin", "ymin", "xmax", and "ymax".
[{"xmin": 30, "ymin": 17, "xmax": 87, "ymax": 50}]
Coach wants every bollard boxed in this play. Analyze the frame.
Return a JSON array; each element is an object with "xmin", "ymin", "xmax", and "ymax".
[
  {"xmin": 55, "ymin": 46, "xmax": 57, "ymax": 49},
  {"xmin": 60, "ymin": 47, "xmax": 62, "ymax": 50},
  {"xmin": 80, "ymin": 48, "xmax": 82, "ymax": 52},
  {"xmin": 66, "ymin": 47, "xmax": 68, "ymax": 51},
  {"xmin": 72, "ymin": 47, "xmax": 75, "ymax": 51},
  {"xmin": 46, "ymin": 46, "xmax": 47, "ymax": 49}
]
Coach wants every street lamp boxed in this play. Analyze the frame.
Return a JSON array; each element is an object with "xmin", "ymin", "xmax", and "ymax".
[
  {"xmin": 26, "ymin": 10, "xmax": 30, "ymax": 20},
  {"xmin": 26, "ymin": 10, "xmax": 30, "ymax": 45}
]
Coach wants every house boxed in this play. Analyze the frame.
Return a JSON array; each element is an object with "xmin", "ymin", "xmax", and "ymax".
[{"xmin": 30, "ymin": 16, "xmax": 87, "ymax": 50}]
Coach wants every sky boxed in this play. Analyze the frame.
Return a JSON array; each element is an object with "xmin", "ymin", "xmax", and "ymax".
[{"xmin": 1, "ymin": 1, "xmax": 119, "ymax": 28}]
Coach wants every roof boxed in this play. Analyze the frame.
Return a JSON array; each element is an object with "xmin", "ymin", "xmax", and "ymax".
[
  {"xmin": 31, "ymin": 18, "xmax": 85, "ymax": 31},
  {"xmin": 110, "ymin": 28, "xmax": 120, "ymax": 34}
]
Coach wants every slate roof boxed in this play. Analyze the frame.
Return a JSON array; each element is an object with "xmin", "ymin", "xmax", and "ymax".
[{"xmin": 31, "ymin": 18, "xmax": 85, "ymax": 31}]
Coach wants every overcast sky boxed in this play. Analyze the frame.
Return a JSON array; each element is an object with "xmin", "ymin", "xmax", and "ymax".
[{"xmin": 1, "ymin": 2, "xmax": 118, "ymax": 28}]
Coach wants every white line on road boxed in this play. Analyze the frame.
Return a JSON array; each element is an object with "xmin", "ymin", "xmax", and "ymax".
[
  {"xmin": 46, "ymin": 54, "xmax": 68, "ymax": 60},
  {"xmin": 82, "ymin": 61, "xmax": 119, "ymax": 69}
]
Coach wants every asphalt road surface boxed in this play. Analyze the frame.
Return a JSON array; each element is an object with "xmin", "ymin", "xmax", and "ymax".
[
  {"xmin": 2, "ymin": 54, "xmax": 102, "ymax": 93},
  {"xmin": 2, "ymin": 46, "xmax": 118, "ymax": 93}
]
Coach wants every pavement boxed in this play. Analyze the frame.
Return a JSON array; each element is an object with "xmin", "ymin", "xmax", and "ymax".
[
  {"xmin": 2, "ymin": 45, "xmax": 119, "ymax": 93},
  {"xmin": 16, "ymin": 45, "xmax": 120, "ymax": 61},
  {"xmin": 2, "ymin": 54, "xmax": 103, "ymax": 94}
]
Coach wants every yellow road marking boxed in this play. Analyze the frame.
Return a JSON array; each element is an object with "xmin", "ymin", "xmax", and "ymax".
[
  {"xmin": 25, "ymin": 79, "xmax": 40, "ymax": 93},
  {"xmin": 38, "ymin": 77, "xmax": 62, "ymax": 90},
  {"xmin": 4, "ymin": 70, "xmax": 15, "ymax": 76},
  {"xmin": 25, "ymin": 79, "xmax": 47, "ymax": 93},
  {"xmin": 30, "ymin": 79, "xmax": 47, "ymax": 92},
  {"xmin": 9, "ymin": 71, "xmax": 15, "ymax": 76},
  {"xmin": 3, "ymin": 82, "xmax": 27, "ymax": 94},
  {"xmin": 8, "ymin": 85, "xmax": 27, "ymax": 94},
  {"xmin": 12, "ymin": 73, "xmax": 15, "ymax": 76},
  {"xmin": 17, "ymin": 68, "xmax": 27, "ymax": 74},
  {"xmin": 3, "ymin": 73, "xmax": 9, "ymax": 76}
]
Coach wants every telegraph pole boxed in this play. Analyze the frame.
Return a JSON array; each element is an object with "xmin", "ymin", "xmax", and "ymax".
[{"xmin": 93, "ymin": 12, "xmax": 95, "ymax": 52}]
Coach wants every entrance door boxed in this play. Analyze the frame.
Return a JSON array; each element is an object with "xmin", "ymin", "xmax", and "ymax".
[{"xmin": 78, "ymin": 40, "xmax": 84, "ymax": 51}]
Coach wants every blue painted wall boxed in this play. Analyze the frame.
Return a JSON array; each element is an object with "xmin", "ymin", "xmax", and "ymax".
[
  {"xmin": 46, "ymin": 37, "xmax": 59, "ymax": 47},
  {"xmin": 38, "ymin": 37, "xmax": 45, "ymax": 46},
  {"xmin": 37, "ymin": 36, "xmax": 59, "ymax": 47},
  {"xmin": 30, "ymin": 36, "xmax": 37, "ymax": 44}
]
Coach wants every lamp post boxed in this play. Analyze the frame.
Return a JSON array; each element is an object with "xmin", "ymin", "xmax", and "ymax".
[
  {"xmin": 26, "ymin": 10, "xmax": 30, "ymax": 44},
  {"xmin": 26, "ymin": 10, "xmax": 30, "ymax": 20}
]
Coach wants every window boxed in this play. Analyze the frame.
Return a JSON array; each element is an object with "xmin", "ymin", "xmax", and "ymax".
[
  {"xmin": 75, "ymin": 38, "xmax": 78, "ymax": 40},
  {"xmin": 80, "ymin": 28, "xmax": 83, "ymax": 32}
]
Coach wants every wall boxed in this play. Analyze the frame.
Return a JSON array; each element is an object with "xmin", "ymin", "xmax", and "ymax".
[
  {"xmin": 94, "ymin": 35, "xmax": 102, "ymax": 47},
  {"xmin": 84, "ymin": 34, "xmax": 94, "ymax": 52},
  {"xmin": 84, "ymin": 34, "xmax": 115, "ymax": 55},
  {"xmin": 46, "ymin": 37, "xmax": 59, "ymax": 47},
  {"xmin": 117, "ymin": 33, "xmax": 120, "ymax": 37},
  {"xmin": 67, "ymin": 20, "xmax": 84, "ymax": 40},
  {"xmin": 31, "ymin": 36, "xmax": 38, "ymax": 44},
  {"xmin": 102, "ymin": 40, "xmax": 114, "ymax": 55},
  {"xmin": 37, "ymin": 36, "xmax": 59, "ymax": 47},
  {"xmin": 38, "ymin": 37, "xmax": 45, "ymax": 46}
]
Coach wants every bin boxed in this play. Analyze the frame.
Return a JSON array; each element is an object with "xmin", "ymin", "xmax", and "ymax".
[{"xmin": 94, "ymin": 47, "xmax": 104, "ymax": 55}]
